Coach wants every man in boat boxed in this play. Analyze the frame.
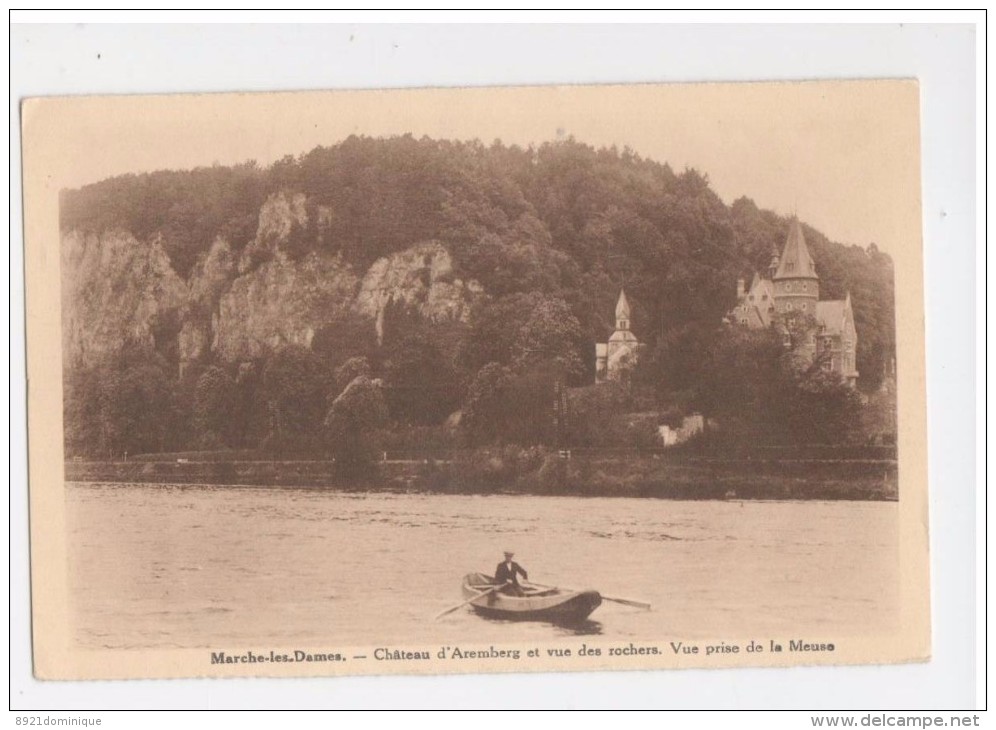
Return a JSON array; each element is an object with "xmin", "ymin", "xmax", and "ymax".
[{"xmin": 494, "ymin": 551, "xmax": 528, "ymax": 596}]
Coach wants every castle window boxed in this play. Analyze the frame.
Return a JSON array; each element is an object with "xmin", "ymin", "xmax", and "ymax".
[
  {"xmin": 786, "ymin": 302, "xmax": 794, "ymax": 310},
  {"xmin": 802, "ymin": 282, "xmax": 808, "ymax": 291},
  {"xmin": 762, "ymin": 293, "xmax": 768, "ymax": 301},
  {"xmin": 786, "ymin": 262, "xmax": 795, "ymax": 272},
  {"xmin": 787, "ymin": 282, "xmax": 795, "ymax": 292},
  {"xmin": 749, "ymin": 294, "xmax": 754, "ymax": 301},
  {"xmin": 740, "ymin": 318, "xmax": 748, "ymax": 325}
]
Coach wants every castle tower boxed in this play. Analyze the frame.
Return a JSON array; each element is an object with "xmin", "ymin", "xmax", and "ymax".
[
  {"xmin": 727, "ymin": 215, "xmax": 859, "ymax": 387},
  {"xmin": 772, "ymin": 218, "xmax": 819, "ymax": 317}
]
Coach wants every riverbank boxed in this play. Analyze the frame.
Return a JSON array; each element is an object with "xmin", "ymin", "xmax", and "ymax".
[{"xmin": 65, "ymin": 451, "xmax": 898, "ymax": 501}]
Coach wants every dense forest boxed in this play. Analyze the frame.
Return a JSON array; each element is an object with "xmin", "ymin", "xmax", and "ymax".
[{"xmin": 60, "ymin": 135, "xmax": 896, "ymax": 463}]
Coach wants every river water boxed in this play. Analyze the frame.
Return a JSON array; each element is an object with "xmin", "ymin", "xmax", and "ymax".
[{"xmin": 65, "ymin": 482, "xmax": 898, "ymax": 650}]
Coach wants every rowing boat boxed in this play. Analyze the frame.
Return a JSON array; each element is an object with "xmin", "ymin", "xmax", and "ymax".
[{"xmin": 460, "ymin": 572, "xmax": 602, "ymax": 622}]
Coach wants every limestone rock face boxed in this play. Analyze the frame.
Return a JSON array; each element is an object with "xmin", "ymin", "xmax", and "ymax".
[
  {"xmin": 238, "ymin": 191, "xmax": 333, "ymax": 274},
  {"xmin": 60, "ymin": 192, "xmax": 480, "ymax": 370},
  {"xmin": 61, "ymin": 229, "xmax": 188, "ymax": 366},
  {"xmin": 212, "ymin": 190, "xmax": 358, "ymax": 360},
  {"xmin": 189, "ymin": 237, "xmax": 236, "ymax": 310},
  {"xmin": 214, "ymin": 251, "xmax": 359, "ymax": 361},
  {"xmin": 355, "ymin": 241, "xmax": 483, "ymax": 343},
  {"xmin": 239, "ymin": 191, "xmax": 309, "ymax": 273},
  {"xmin": 178, "ymin": 318, "xmax": 211, "ymax": 368},
  {"xmin": 176, "ymin": 237, "xmax": 237, "ymax": 368}
]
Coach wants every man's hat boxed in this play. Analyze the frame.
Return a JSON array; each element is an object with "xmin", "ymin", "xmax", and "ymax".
[{"xmin": 503, "ymin": 550, "xmax": 515, "ymax": 557}]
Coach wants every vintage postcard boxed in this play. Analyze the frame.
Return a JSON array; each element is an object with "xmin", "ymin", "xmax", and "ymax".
[{"xmin": 23, "ymin": 80, "xmax": 929, "ymax": 681}]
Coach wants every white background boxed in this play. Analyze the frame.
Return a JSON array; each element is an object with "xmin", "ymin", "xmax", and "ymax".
[{"xmin": 8, "ymin": 12, "xmax": 983, "ymax": 712}]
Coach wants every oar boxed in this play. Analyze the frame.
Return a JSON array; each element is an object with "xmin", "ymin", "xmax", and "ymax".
[
  {"xmin": 433, "ymin": 585, "xmax": 500, "ymax": 620},
  {"xmin": 525, "ymin": 581, "xmax": 651, "ymax": 610}
]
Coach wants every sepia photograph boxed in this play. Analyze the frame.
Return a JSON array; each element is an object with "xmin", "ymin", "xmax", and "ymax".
[{"xmin": 23, "ymin": 78, "xmax": 931, "ymax": 684}]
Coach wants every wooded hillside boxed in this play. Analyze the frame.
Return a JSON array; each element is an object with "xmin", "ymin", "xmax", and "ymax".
[{"xmin": 60, "ymin": 135, "xmax": 896, "ymax": 459}]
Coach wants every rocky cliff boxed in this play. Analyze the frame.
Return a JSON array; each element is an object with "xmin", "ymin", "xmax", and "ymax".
[
  {"xmin": 61, "ymin": 229, "xmax": 188, "ymax": 366},
  {"xmin": 61, "ymin": 191, "xmax": 483, "ymax": 371},
  {"xmin": 214, "ymin": 250, "xmax": 359, "ymax": 361},
  {"xmin": 355, "ymin": 241, "xmax": 483, "ymax": 344}
]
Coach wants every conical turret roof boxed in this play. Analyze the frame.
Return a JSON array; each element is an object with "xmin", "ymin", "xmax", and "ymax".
[{"xmin": 773, "ymin": 218, "xmax": 818, "ymax": 281}]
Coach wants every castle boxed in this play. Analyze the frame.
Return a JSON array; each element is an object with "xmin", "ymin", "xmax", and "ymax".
[
  {"xmin": 595, "ymin": 289, "xmax": 643, "ymax": 384},
  {"xmin": 730, "ymin": 218, "xmax": 859, "ymax": 386}
]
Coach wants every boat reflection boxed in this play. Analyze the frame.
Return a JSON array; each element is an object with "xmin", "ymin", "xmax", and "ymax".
[
  {"xmin": 470, "ymin": 612, "xmax": 604, "ymax": 636},
  {"xmin": 551, "ymin": 618, "xmax": 603, "ymax": 636}
]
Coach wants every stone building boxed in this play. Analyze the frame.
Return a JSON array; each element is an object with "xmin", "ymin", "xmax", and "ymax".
[
  {"xmin": 595, "ymin": 289, "xmax": 643, "ymax": 384},
  {"xmin": 730, "ymin": 218, "xmax": 859, "ymax": 386}
]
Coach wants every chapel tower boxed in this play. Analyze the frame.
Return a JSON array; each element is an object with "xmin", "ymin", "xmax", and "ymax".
[{"xmin": 595, "ymin": 289, "xmax": 642, "ymax": 384}]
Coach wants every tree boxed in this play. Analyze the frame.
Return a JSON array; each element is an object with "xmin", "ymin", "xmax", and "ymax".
[
  {"xmin": 785, "ymin": 366, "xmax": 863, "ymax": 444},
  {"xmin": 333, "ymin": 356, "xmax": 371, "ymax": 394},
  {"xmin": 461, "ymin": 296, "xmax": 527, "ymax": 372},
  {"xmin": 77, "ymin": 348, "xmax": 176, "ymax": 457},
  {"xmin": 461, "ymin": 361, "xmax": 562, "ymax": 447},
  {"xmin": 233, "ymin": 360, "xmax": 268, "ymax": 448},
  {"xmin": 106, "ymin": 363, "xmax": 172, "ymax": 454},
  {"xmin": 511, "ymin": 295, "xmax": 588, "ymax": 385},
  {"xmin": 382, "ymin": 331, "xmax": 463, "ymax": 425},
  {"xmin": 324, "ymin": 375, "xmax": 389, "ymax": 475},
  {"xmin": 171, "ymin": 360, "xmax": 208, "ymax": 450},
  {"xmin": 699, "ymin": 321, "xmax": 864, "ymax": 447},
  {"xmin": 564, "ymin": 382, "xmax": 633, "ymax": 447},
  {"xmin": 455, "ymin": 213, "xmax": 566, "ymax": 296},
  {"xmin": 697, "ymin": 325, "xmax": 786, "ymax": 441},
  {"xmin": 462, "ymin": 362, "xmax": 514, "ymax": 445},
  {"xmin": 633, "ymin": 321, "xmax": 718, "ymax": 402},
  {"xmin": 311, "ymin": 311, "xmax": 379, "ymax": 372},
  {"xmin": 463, "ymin": 292, "xmax": 586, "ymax": 385},
  {"xmin": 63, "ymin": 364, "xmax": 105, "ymax": 457},
  {"xmin": 193, "ymin": 365, "xmax": 237, "ymax": 448},
  {"xmin": 261, "ymin": 345, "xmax": 328, "ymax": 455}
]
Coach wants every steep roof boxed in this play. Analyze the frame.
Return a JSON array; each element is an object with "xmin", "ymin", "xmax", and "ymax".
[
  {"xmin": 615, "ymin": 289, "xmax": 631, "ymax": 321},
  {"xmin": 743, "ymin": 304, "xmax": 768, "ymax": 329},
  {"xmin": 773, "ymin": 218, "xmax": 819, "ymax": 281},
  {"xmin": 731, "ymin": 274, "xmax": 776, "ymax": 329}
]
